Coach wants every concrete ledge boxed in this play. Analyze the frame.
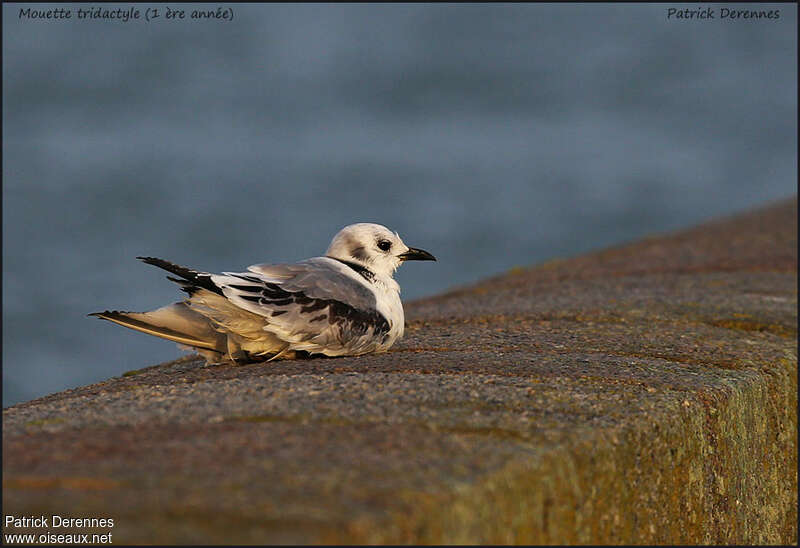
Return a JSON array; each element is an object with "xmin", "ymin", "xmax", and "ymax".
[{"xmin": 3, "ymin": 198, "xmax": 797, "ymax": 544}]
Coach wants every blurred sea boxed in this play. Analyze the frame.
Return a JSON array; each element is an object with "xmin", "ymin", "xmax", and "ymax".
[{"xmin": 3, "ymin": 4, "xmax": 796, "ymax": 405}]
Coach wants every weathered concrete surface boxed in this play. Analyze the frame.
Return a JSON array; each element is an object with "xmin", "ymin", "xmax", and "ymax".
[{"xmin": 3, "ymin": 198, "xmax": 797, "ymax": 544}]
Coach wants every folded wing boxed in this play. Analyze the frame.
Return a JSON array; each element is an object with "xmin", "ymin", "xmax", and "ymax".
[{"xmin": 210, "ymin": 258, "xmax": 391, "ymax": 355}]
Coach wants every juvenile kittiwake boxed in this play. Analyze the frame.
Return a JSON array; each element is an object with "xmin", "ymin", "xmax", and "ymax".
[{"xmin": 90, "ymin": 223, "xmax": 436, "ymax": 364}]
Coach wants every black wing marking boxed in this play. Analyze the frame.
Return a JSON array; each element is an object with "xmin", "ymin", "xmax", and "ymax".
[
  {"xmin": 137, "ymin": 256, "xmax": 224, "ymax": 296},
  {"xmin": 225, "ymin": 273, "xmax": 390, "ymax": 338},
  {"xmin": 326, "ymin": 298, "xmax": 390, "ymax": 338}
]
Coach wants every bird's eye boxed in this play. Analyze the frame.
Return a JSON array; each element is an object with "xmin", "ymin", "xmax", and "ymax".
[{"xmin": 377, "ymin": 240, "xmax": 392, "ymax": 252}]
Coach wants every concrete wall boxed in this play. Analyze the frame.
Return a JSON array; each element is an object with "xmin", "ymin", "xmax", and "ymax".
[{"xmin": 3, "ymin": 198, "xmax": 796, "ymax": 544}]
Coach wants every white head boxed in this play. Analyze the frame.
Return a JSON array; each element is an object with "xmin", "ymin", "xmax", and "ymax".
[{"xmin": 325, "ymin": 223, "xmax": 436, "ymax": 278}]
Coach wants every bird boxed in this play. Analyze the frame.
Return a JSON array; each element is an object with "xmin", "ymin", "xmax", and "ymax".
[{"xmin": 90, "ymin": 223, "xmax": 436, "ymax": 365}]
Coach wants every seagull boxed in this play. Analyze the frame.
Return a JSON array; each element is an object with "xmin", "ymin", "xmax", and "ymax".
[{"xmin": 90, "ymin": 223, "xmax": 436, "ymax": 364}]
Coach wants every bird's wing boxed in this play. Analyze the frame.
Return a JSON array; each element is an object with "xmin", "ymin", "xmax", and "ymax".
[{"xmin": 209, "ymin": 257, "xmax": 391, "ymax": 353}]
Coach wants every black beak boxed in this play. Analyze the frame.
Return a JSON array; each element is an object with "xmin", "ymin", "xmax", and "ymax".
[{"xmin": 398, "ymin": 247, "xmax": 436, "ymax": 262}]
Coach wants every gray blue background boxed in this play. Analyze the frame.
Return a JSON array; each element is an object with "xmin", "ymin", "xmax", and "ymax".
[{"xmin": 3, "ymin": 3, "xmax": 797, "ymax": 405}]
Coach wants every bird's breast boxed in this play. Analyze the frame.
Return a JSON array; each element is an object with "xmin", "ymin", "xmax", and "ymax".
[{"xmin": 372, "ymin": 282, "xmax": 404, "ymax": 345}]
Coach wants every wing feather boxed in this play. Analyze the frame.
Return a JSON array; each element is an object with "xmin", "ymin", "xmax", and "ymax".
[{"xmin": 210, "ymin": 257, "xmax": 390, "ymax": 354}]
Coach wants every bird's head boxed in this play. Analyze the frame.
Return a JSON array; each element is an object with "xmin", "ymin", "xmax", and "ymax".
[{"xmin": 326, "ymin": 223, "xmax": 436, "ymax": 278}]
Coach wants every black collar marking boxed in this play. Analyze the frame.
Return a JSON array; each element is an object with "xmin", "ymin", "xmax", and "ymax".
[{"xmin": 332, "ymin": 258, "xmax": 376, "ymax": 283}]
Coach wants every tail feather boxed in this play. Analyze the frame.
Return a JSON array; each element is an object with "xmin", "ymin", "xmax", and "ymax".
[
  {"xmin": 90, "ymin": 259, "xmax": 296, "ymax": 364},
  {"xmin": 89, "ymin": 303, "xmax": 224, "ymax": 354}
]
